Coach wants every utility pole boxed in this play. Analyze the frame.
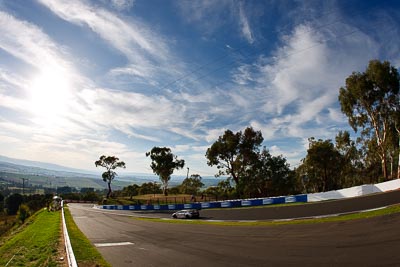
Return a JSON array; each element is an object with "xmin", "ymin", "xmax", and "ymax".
[
  {"xmin": 186, "ymin": 167, "xmax": 189, "ymax": 179},
  {"xmin": 20, "ymin": 178, "xmax": 29, "ymax": 195}
]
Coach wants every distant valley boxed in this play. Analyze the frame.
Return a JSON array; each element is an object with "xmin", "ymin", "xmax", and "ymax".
[{"xmin": 0, "ymin": 155, "xmax": 221, "ymax": 191}]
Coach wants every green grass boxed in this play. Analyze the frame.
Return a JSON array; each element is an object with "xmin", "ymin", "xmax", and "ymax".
[
  {"xmin": 64, "ymin": 207, "xmax": 111, "ymax": 267},
  {"xmin": 0, "ymin": 209, "xmax": 62, "ymax": 266},
  {"xmin": 135, "ymin": 204, "xmax": 400, "ymax": 226}
]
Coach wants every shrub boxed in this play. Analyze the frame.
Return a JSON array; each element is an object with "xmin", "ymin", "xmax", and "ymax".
[{"xmin": 17, "ymin": 204, "xmax": 31, "ymax": 223}]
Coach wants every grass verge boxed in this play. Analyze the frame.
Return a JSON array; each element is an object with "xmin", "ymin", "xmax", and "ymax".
[
  {"xmin": 63, "ymin": 207, "xmax": 111, "ymax": 267},
  {"xmin": 0, "ymin": 209, "xmax": 62, "ymax": 266},
  {"xmin": 135, "ymin": 204, "xmax": 400, "ymax": 226}
]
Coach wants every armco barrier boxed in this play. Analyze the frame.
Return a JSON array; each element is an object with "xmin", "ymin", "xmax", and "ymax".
[{"xmin": 98, "ymin": 194, "xmax": 308, "ymax": 211}]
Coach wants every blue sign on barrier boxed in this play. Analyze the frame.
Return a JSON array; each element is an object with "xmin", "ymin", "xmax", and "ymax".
[
  {"xmin": 128, "ymin": 205, "xmax": 136, "ymax": 210},
  {"xmin": 168, "ymin": 204, "xmax": 175, "ymax": 210},
  {"xmin": 221, "ymin": 201, "xmax": 231, "ymax": 208},
  {"xmin": 141, "ymin": 205, "xmax": 148, "ymax": 210},
  {"xmin": 184, "ymin": 204, "xmax": 192, "ymax": 209},
  {"xmin": 153, "ymin": 205, "xmax": 160, "ymax": 210},
  {"xmin": 285, "ymin": 196, "xmax": 296, "ymax": 203},
  {"xmin": 201, "ymin": 202, "xmax": 210, "ymax": 208},
  {"xmin": 263, "ymin": 198, "xmax": 273, "ymax": 205},
  {"xmin": 241, "ymin": 200, "xmax": 251, "ymax": 206}
]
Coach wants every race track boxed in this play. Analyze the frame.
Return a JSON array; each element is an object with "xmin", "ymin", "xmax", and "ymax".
[{"xmin": 68, "ymin": 191, "xmax": 400, "ymax": 266}]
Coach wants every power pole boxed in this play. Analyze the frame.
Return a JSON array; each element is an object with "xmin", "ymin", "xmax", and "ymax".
[{"xmin": 21, "ymin": 178, "xmax": 29, "ymax": 195}]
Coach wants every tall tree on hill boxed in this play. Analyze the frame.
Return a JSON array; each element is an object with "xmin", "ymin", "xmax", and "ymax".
[
  {"xmin": 206, "ymin": 127, "xmax": 264, "ymax": 197},
  {"xmin": 146, "ymin": 147, "xmax": 185, "ymax": 196},
  {"xmin": 335, "ymin": 131, "xmax": 363, "ymax": 186},
  {"xmin": 206, "ymin": 127, "xmax": 263, "ymax": 186},
  {"xmin": 339, "ymin": 60, "xmax": 400, "ymax": 180},
  {"xmin": 95, "ymin": 155, "xmax": 126, "ymax": 198},
  {"xmin": 306, "ymin": 138, "xmax": 343, "ymax": 191}
]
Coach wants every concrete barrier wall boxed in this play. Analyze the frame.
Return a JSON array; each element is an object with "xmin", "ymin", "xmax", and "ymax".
[
  {"xmin": 61, "ymin": 201, "xmax": 78, "ymax": 267},
  {"xmin": 308, "ymin": 179, "xmax": 400, "ymax": 202}
]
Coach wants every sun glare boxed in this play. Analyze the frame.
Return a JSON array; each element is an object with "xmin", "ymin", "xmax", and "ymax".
[{"xmin": 28, "ymin": 68, "xmax": 72, "ymax": 126}]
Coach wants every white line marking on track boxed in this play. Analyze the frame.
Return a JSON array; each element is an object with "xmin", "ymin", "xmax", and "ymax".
[{"xmin": 94, "ymin": 242, "xmax": 134, "ymax": 247}]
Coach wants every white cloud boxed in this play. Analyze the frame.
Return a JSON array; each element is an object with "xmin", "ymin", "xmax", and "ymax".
[
  {"xmin": 38, "ymin": 0, "xmax": 170, "ymax": 78},
  {"xmin": 232, "ymin": 64, "xmax": 254, "ymax": 85},
  {"xmin": 242, "ymin": 21, "xmax": 381, "ymax": 143},
  {"xmin": 238, "ymin": 3, "xmax": 254, "ymax": 43},
  {"xmin": 176, "ymin": 1, "xmax": 256, "ymax": 43},
  {"xmin": 0, "ymin": 11, "xmax": 70, "ymax": 71}
]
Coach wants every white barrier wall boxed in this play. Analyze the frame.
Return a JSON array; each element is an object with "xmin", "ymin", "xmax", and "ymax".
[
  {"xmin": 61, "ymin": 201, "xmax": 78, "ymax": 267},
  {"xmin": 308, "ymin": 179, "xmax": 400, "ymax": 202}
]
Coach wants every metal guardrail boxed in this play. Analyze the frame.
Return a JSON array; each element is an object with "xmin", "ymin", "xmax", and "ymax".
[{"xmin": 61, "ymin": 201, "xmax": 78, "ymax": 267}]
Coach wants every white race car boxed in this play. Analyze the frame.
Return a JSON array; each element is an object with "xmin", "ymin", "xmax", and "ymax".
[{"xmin": 172, "ymin": 209, "xmax": 200, "ymax": 219}]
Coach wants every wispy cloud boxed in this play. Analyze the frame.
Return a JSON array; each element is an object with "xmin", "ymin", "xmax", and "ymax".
[
  {"xmin": 0, "ymin": 11, "xmax": 69, "ymax": 71},
  {"xmin": 223, "ymin": 15, "xmax": 391, "ymax": 152},
  {"xmin": 176, "ymin": 0, "xmax": 256, "ymax": 43},
  {"xmin": 238, "ymin": 2, "xmax": 254, "ymax": 43},
  {"xmin": 38, "ymin": 0, "xmax": 170, "ymax": 79}
]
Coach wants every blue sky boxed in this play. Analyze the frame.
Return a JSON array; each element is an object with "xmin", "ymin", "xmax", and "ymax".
[{"xmin": 0, "ymin": 0, "xmax": 399, "ymax": 177}]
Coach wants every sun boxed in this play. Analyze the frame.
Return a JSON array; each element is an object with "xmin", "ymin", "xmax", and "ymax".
[{"xmin": 28, "ymin": 67, "xmax": 72, "ymax": 126}]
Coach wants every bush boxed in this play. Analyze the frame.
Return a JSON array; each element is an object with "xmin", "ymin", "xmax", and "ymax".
[
  {"xmin": 17, "ymin": 204, "xmax": 31, "ymax": 223},
  {"xmin": 5, "ymin": 193, "xmax": 23, "ymax": 215}
]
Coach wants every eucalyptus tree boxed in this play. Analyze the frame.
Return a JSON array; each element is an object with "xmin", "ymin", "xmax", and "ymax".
[
  {"xmin": 300, "ymin": 138, "xmax": 343, "ymax": 192},
  {"xmin": 146, "ymin": 147, "xmax": 185, "ymax": 195},
  {"xmin": 95, "ymin": 155, "xmax": 126, "ymax": 198},
  {"xmin": 335, "ymin": 131, "xmax": 363, "ymax": 186},
  {"xmin": 339, "ymin": 60, "xmax": 400, "ymax": 180},
  {"xmin": 205, "ymin": 127, "xmax": 263, "ymax": 188},
  {"xmin": 180, "ymin": 174, "xmax": 204, "ymax": 195},
  {"xmin": 239, "ymin": 148, "xmax": 293, "ymax": 197},
  {"xmin": 206, "ymin": 127, "xmax": 295, "ymax": 198},
  {"xmin": 123, "ymin": 184, "xmax": 140, "ymax": 199}
]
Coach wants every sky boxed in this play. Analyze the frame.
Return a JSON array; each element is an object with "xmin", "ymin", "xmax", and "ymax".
[{"xmin": 0, "ymin": 0, "xmax": 399, "ymax": 177}]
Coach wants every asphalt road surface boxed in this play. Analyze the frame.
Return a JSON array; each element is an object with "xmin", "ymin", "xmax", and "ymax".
[{"xmin": 68, "ymin": 191, "xmax": 400, "ymax": 266}]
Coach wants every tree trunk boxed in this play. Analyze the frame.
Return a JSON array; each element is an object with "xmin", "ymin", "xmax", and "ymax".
[
  {"xmin": 397, "ymin": 129, "xmax": 400, "ymax": 179},
  {"xmin": 382, "ymin": 155, "xmax": 388, "ymax": 181},
  {"xmin": 398, "ymin": 152, "xmax": 400, "ymax": 179},
  {"xmin": 106, "ymin": 182, "xmax": 112, "ymax": 198}
]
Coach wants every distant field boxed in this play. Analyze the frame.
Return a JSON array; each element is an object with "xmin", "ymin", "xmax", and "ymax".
[{"xmin": 0, "ymin": 171, "xmax": 131, "ymax": 191}]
